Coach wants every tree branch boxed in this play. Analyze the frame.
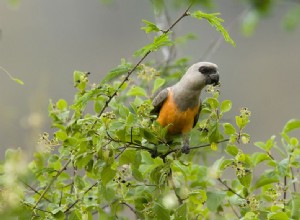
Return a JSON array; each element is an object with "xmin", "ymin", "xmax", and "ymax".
[
  {"xmin": 64, "ymin": 181, "xmax": 100, "ymax": 214},
  {"xmin": 217, "ymin": 177, "xmax": 245, "ymax": 199},
  {"xmin": 33, "ymin": 158, "xmax": 71, "ymax": 210},
  {"xmin": 91, "ymin": 3, "xmax": 194, "ymax": 129}
]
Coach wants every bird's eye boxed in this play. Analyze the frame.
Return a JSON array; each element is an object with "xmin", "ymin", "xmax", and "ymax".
[{"xmin": 198, "ymin": 66, "xmax": 211, "ymax": 74}]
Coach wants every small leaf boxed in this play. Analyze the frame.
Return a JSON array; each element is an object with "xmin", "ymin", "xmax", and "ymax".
[
  {"xmin": 119, "ymin": 149, "xmax": 136, "ymax": 165},
  {"xmin": 235, "ymin": 115, "xmax": 249, "ymax": 130},
  {"xmin": 127, "ymin": 86, "xmax": 147, "ymax": 97},
  {"xmin": 191, "ymin": 10, "xmax": 235, "ymax": 46},
  {"xmin": 0, "ymin": 65, "xmax": 24, "ymax": 85},
  {"xmin": 56, "ymin": 99, "xmax": 68, "ymax": 110},
  {"xmin": 282, "ymin": 119, "xmax": 300, "ymax": 134},
  {"xmin": 74, "ymin": 175, "xmax": 85, "ymax": 190},
  {"xmin": 100, "ymin": 59, "xmax": 132, "ymax": 84},
  {"xmin": 241, "ymin": 10, "xmax": 260, "ymax": 36},
  {"xmin": 221, "ymin": 100, "xmax": 232, "ymax": 113},
  {"xmin": 223, "ymin": 123, "xmax": 236, "ymax": 135},
  {"xmin": 206, "ymin": 191, "xmax": 226, "ymax": 211},
  {"xmin": 251, "ymin": 152, "xmax": 270, "ymax": 166},
  {"xmin": 210, "ymin": 142, "xmax": 217, "ymax": 151},
  {"xmin": 101, "ymin": 165, "xmax": 116, "ymax": 185},
  {"xmin": 226, "ymin": 145, "xmax": 239, "ymax": 156},
  {"xmin": 292, "ymin": 193, "xmax": 300, "ymax": 219},
  {"xmin": 154, "ymin": 203, "xmax": 170, "ymax": 220},
  {"xmin": 253, "ymin": 171, "xmax": 279, "ymax": 189},
  {"xmin": 174, "ymin": 203, "xmax": 187, "ymax": 220},
  {"xmin": 268, "ymin": 212, "xmax": 289, "ymax": 220},
  {"xmin": 206, "ymin": 97, "xmax": 219, "ymax": 109},
  {"xmin": 134, "ymin": 33, "xmax": 173, "ymax": 57},
  {"xmin": 141, "ymin": 19, "xmax": 160, "ymax": 33},
  {"xmin": 13, "ymin": 78, "xmax": 24, "ymax": 85},
  {"xmin": 55, "ymin": 130, "xmax": 68, "ymax": 141},
  {"xmin": 152, "ymin": 77, "xmax": 166, "ymax": 94},
  {"xmin": 283, "ymin": 5, "xmax": 300, "ymax": 31}
]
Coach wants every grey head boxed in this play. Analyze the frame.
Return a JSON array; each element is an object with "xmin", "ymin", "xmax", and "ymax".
[
  {"xmin": 178, "ymin": 61, "xmax": 219, "ymax": 91},
  {"xmin": 172, "ymin": 62, "xmax": 220, "ymax": 111}
]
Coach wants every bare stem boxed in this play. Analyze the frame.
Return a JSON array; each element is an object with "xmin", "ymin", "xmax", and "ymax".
[
  {"xmin": 218, "ymin": 178, "xmax": 245, "ymax": 199},
  {"xmin": 64, "ymin": 181, "xmax": 99, "ymax": 214},
  {"xmin": 33, "ymin": 158, "xmax": 71, "ymax": 210}
]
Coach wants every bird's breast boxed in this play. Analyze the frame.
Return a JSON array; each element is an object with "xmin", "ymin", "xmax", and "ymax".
[{"xmin": 157, "ymin": 90, "xmax": 200, "ymax": 135}]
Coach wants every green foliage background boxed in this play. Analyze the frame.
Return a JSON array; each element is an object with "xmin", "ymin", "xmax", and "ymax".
[{"xmin": 1, "ymin": 0, "xmax": 300, "ymax": 219}]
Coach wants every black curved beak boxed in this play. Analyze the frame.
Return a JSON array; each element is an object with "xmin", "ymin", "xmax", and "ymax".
[{"xmin": 205, "ymin": 71, "xmax": 219, "ymax": 86}]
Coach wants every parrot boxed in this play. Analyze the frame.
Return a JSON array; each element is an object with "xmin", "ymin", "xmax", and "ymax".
[{"xmin": 151, "ymin": 62, "xmax": 219, "ymax": 153}]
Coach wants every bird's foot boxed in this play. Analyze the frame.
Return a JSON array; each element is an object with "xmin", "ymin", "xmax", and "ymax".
[{"xmin": 181, "ymin": 144, "xmax": 190, "ymax": 154}]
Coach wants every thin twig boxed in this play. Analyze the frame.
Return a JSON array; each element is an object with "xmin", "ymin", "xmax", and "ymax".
[
  {"xmin": 160, "ymin": 138, "xmax": 230, "ymax": 160},
  {"xmin": 64, "ymin": 181, "xmax": 99, "ymax": 214},
  {"xmin": 200, "ymin": 7, "xmax": 250, "ymax": 61},
  {"xmin": 120, "ymin": 202, "xmax": 137, "ymax": 215},
  {"xmin": 189, "ymin": 138, "xmax": 229, "ymax": 150},
  {"xmin": 217, "ymin": 178, "xmax": 245, "ymax": 199},
  {"xmin": 22, "ymin": 201, "xmax": 52, "ymax": 214},
  {"xmin": 91, "ymin": 3, "xmax": 194, "ymax": 129},
  {"xmin": 106, "ymin": 131, "xmax": 153, "ymax": 152},
  {"xmin": 19, "ymin": 179, "xmax": 51, "ymax": 203},
  {"xmin": 229, "ymin": 202, "xmax": 240, "ymax": 218},
  {"xmin": 291, "ymin": 167, "xmax": 297, "ymax": 192},
  {"xmin": 33, "ymin": 158, "xmax": 71, "ymax": 210},
  {"xmin": 162, "ymin": 3, "xmax": 193, "ymax": 33}
]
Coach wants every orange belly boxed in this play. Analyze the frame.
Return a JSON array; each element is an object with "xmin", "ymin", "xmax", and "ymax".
[{"xmin": 157, "ymin": 90, "xmax": 199, "ymax": 135}]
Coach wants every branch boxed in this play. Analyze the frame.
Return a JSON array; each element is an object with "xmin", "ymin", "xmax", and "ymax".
[
  {"xmin": 106, "ymin": 130, "xmax": 154, "ymax": 152},
  {"xmin": 91, "ymin": 3, "xmax": 194, "ymax": 128},
  {"xmin": 20, "ymin": 179, "xmax": 51, "ymax": 203},
  {"xmin": 200, "ymin": 7, "xmax": 250, "ymax": 61},
  {"xmin": 189, "ymin": 138, "xmax": 229, "ymax": 150},
  {"xmin": 217, "ymin": 177, "xmax": 245, "ymax": 199},
  {"xmin": 64, "ymin": 181, "xmax": 99, "ymax": 214},
  {"xmin": 160, "ymin": 138, "xmax": 229, "ymax": 160},
  {"xmin": 33, "ymin": 158, "xmax": 71, "ymax": 210}
]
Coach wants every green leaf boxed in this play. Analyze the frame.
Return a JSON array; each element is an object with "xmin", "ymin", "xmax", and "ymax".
[
  {"xmin": 191, "ymin": 10, "xmax": 235, "ymax": 46},
  {"xmin": 282, "ymin": 119, "xmax": 300, "ymax": 134},
  {"xmin": 225, "ymin": 145, "xmax": 238, "ymax": 156},
  {"xmin": 141, "ymin": 19, "xmax": 160, "ymax": 33},
  {"xmin": 174, "ymin": 203, "xmax": 187, "ymax": 220},
  {"xmin": 74, "ymin": 175, "xmax": 85, "ymax": 190},
  {"xmin": 154, "ymin": 203, "xmax": 170, "ymax": 220},
  {"xmin": 235, "ymin": 115, "xmax": 249, "ymax": 130},
  {"xmin": 292, "ymin": 193, "xmax": 300, "ymax": 219},
  {"xmin": 238, "ymin": 171, "xmax": 252, "ymax": 188},
  {"xmin": 100, "ymin": 59, "xmax": 132, "ymax": 84},
  {"xmin": 268, "ymin": 212, "xmax": 289, "ymax": 220},
  {"xmin": 101, "ymin": 165, "xmax": 116, "ymax": 185},
  {"xmin": 241, "ymin": 10, "xmax": 260, "ymax": 36},
  {"xmin": 223, "ymin": 123, "xmax": 236, "ymax": 135},
  {"xmin": 55, "ymin": 130, "xmax": 68, "ymax": 141},
  {"xmin": 0, "ymin": 65, "xmax": 24, "ymax": 85},
  {"xmin": 119, "ymin": 149, "xmax": 136, "ymax": 165},
  {"xmin": 152, "ymin": 77, "xmax": 166, "ymax": 94},
  {"xmin": 254, "ymin": 135, "xmax": 275, "ymax": 152},
  {"xmin": 56, "ymin": 99, "xmax": 68, "ymax": 110},
  {"xmin": 253, "ymin": 171, "xmax": 279, "ymax": 189},
  {"xmin": 206, "ymin": 191, "xmax": 226, "ymax": 212},
  {"xmin": 127, "ymin": 86, "xmax": 147, "ymax": 97},
  {"xmin": 134, "ymin": 33, "xmax": 174, "ymax": 57},
  {"xmin": 206, "ymin": 97, "xmax": 219, "ymax": 109},
  {"xmin": 283, "ymin": 5, "xmax": 300, "ymax": 31},
  {"xmin": 251, "ymin": 152, "xmax": 270, "ymax": 166},
  {"xmin": 220, "ymin": 100, "xmax": 232, "ymax": 113}
]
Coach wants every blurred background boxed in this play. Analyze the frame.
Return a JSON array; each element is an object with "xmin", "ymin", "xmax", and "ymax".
[{"xmin": 0, "ymin": 0, "xmax": 300, "ymax": 159}]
